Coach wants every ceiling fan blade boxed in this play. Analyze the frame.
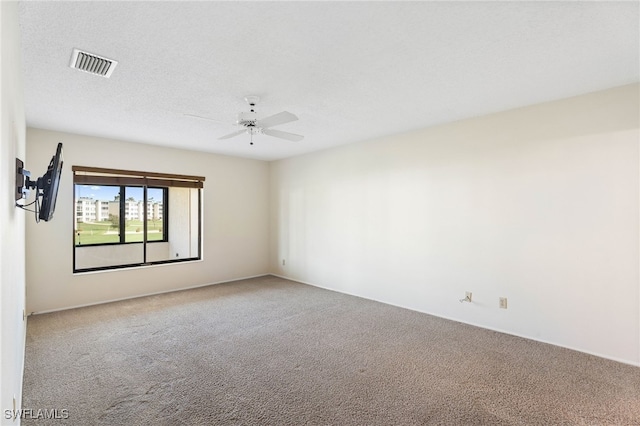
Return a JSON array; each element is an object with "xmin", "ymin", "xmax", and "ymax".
[
  {"xmin": 262, "ymin": 128, "xmax": 304, "ymax": 142},
  {"xmin": 183, "ymin": 113, "xmax": 226, "ymax": 123},
  {"xmin": 257, "ymin": 111, "xmax": 298, "ymax": 129},
  {"xmin": 218, "ymin": 129, "xmax": 247, "ymax": 140}
]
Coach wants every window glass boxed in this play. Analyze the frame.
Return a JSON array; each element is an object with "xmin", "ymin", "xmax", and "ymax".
[
  {"xmin": 124, "ymin": 186, "xmax": 144, "ymax": 243},
  {"xmin": 74, "ymin": 185, "xmax": 121, "ymax": 245},
  {"xmin": 146, "ymin": 187, "xmax": 165, "ymax": 242}
]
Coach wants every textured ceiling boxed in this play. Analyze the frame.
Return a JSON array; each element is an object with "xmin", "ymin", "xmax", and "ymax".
[{"xmin": 18, "ymin": 1, "xmax": 639, "ymax": 161}]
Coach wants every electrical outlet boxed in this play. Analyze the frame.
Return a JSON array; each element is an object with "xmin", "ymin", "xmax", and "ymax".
[
  {"xmin": 282, "ymin": 259, "xmax": 286, "ymax": 266},
  {"xmin": 499, "ymin": 297, "xmax": 508, "ymax": 309}
]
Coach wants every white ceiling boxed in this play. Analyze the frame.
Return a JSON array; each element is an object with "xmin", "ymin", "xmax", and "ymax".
[{"xmin": 18, "ymin": 1, "xmax": 639, "ymax": 161}]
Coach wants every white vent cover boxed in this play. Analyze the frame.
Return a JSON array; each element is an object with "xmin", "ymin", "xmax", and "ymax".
[{"xmin": 69, "ymin": 49, "xmax": 117, "ymax": 78}]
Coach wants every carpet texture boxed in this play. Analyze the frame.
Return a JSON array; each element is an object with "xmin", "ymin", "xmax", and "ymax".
[{"xmin": 22, "ymin": 276, "xmax": 640, "ymax": 425}]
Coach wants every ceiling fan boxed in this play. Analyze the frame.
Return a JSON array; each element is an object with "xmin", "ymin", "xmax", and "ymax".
[{"xmin": 188, "ymin": 96, "xmax": 303, "ymax": 145}]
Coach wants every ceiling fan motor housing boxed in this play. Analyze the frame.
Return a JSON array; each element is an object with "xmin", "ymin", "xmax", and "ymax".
[{"xmin": 236, "ymin": 111, "xmax": 258, "ymax": 127}]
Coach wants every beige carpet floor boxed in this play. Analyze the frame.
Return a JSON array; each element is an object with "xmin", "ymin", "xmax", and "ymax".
[{"xmin": 22, "ymin": 275, "xmax": 640, "ymax": 425}]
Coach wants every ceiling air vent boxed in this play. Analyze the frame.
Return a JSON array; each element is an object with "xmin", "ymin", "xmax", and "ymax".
[{"xmin": 69, "ymin": 49, "xmax": 118, "ymax": 78}]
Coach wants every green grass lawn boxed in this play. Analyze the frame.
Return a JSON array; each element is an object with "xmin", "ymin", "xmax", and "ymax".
[{"xmin": 75, "ymin": 220, "xmax": 164, "ymax": 245}]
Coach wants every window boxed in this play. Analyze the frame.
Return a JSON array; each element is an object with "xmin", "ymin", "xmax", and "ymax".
[{"xmin": 73, "ymin": 166, "xmax": 204, "ymax": 272}]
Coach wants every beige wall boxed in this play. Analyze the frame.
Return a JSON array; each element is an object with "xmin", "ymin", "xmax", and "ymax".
[
  {"xmin": 270, "ymin": 84, "xmax": 640, "ymax": 366},
  {"xmin": 1, "ymin": 1, "xmax": 27, "ymax": 419},
  {"xmin": 26, "ymin": 129, "xmax": 270, "ymax": 313}
]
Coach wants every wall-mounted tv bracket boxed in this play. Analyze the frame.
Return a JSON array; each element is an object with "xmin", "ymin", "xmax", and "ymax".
[
  {"xmin": 15, "ymin": 158, "xmax": 36, "ymax": 201},
  {"xmin": 15, "ymin": 157, "xmax": 43, "ymax": 221}
]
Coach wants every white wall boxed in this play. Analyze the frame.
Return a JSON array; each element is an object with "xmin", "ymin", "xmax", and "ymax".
[
  {"xmin": 168, "ymin": 186, "xmax": 198, "ymax": 260},
  {"xmin": 270, "ymin": 84, "xmax": 640, "ymax": 366},
  {"xmin": 26, "ymin": 129, "xmax": 270, "ymax": 313},
  {"xmin": 1, "ymin": 1, "xmax": 26, "ymax": 422}
]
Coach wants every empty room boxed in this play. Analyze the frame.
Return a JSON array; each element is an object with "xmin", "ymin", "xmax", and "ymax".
[{"xmin": 2, "ymin": 1, "xmax": 639, "ymax": 424}]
